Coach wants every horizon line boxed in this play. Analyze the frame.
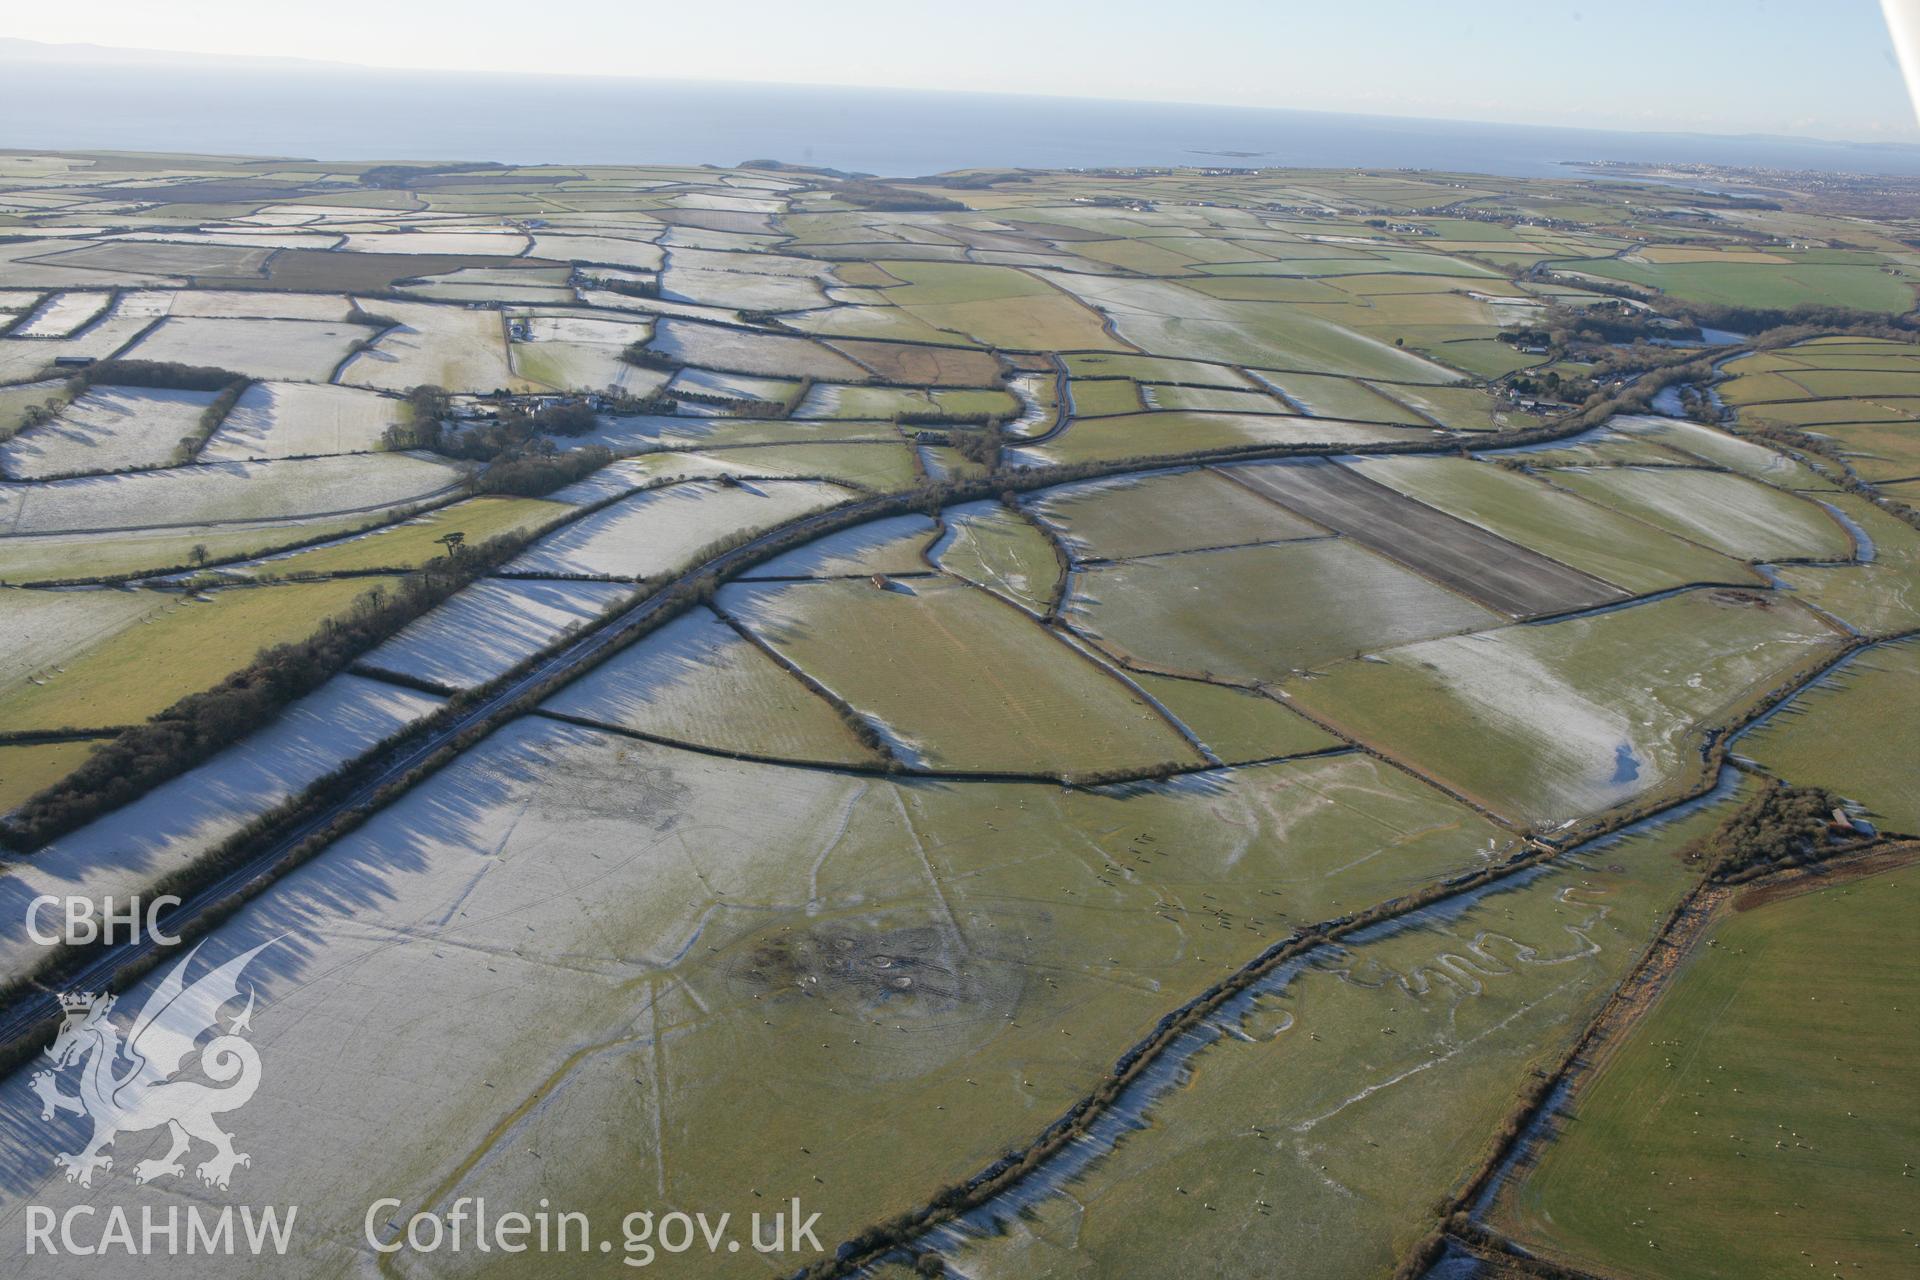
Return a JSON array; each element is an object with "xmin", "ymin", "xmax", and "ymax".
[{"xmin": 5, "ymin": 35, "xmax": 1916, "ymax": 154}]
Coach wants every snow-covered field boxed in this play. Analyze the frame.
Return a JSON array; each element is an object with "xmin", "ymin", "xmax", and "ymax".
[
  {"xmin": 337, "ymin": 299, "xmax": 515, "ymax": 393},
  {"xmin": 667, "ymin": 367, "xmax": 799, "ymax": 403},
  {"xmin": 574, "ymin": 287, "xmax": 740, "ymax": 324},
  {"xmin": 0, "ymin": 715, "xmax": 1500, "ymax": 1278},
  {"xmin": 545, "ymin": 605, "xmax": 880, "ymax": 763},
  {"xmin": 7, "ymin": 289, "xmax": 110, "ymax": 337},
  {"xmin": 649, "ymin": 318, "xmax": 869, "ymax": 380},
  {"xmin": 0, "ymin": 314, "xmax": 156, "ymax": 383},
  {"xmin": 503, "ymin": 478, "xmax": 852, "ymax": 578},
  {"xmin": 340, "ymin": 230, "xmax": 530, "ymax": 256},
  {"xmin": 0, "ymin": 386, "xmax": 218, "ymax": 478},
  {"xmin": 0, "ymin": 720, "xmax": 886, "ymax": 1275},
  {"xmin": 739, "ymin": 512, "xmax": 938, "ymax": 578},
  {"xmin": 537, "ymin": 453, "xmax": 751, "ymax": 505},
  {"xmin": 661, "ymin": 265, "xmax": 829, "ymax": 312},
  {"xmin": 122, "ymin": 316, "xmax": 371, "ymax": 382},
  {"xmin": 790, "ymin": 382, "xmax": 846, "ymax": 417},
  {"xmin": 1554, "ymin": 465, "xmax": 1854, "ymax": 562},
  {"xmin": 666, "ymin": 247, "xmax": 834, "ymax": 279},
  {"xmin": 505, "ymin": 312, "xmax": 659, "ymax": 392},
  {"xmin": 109, "ymin": 289, "xmax": 177, "ymax": 319},
  {"xmin": 402, "ymin": 280, "xmax": 576, "ymax": 306},
  {"xmin": 356, "ymin": 578, "xmax": 636, "ymax": 690},
  {"xmin": 0, "ymin": 672, "xmax": 443, "ymax": 984},
  {"xmin": 530, "ymin": 233, "xmax": 664, "ymax": 270},
  {"xmin": 519, "ymin": 314, "xmax": 653, "ymax": 345},
  {"xmin": 0, "ymin": 452, "xmax": 468, "ymax": 534},
  {"xmin": 672, "ymin": 190, "xmax": 784, "ymax": 213},
  {"xmin": 110, "ymin": 229, "xmax": 342, "ymax": 252},
  {"xmin": 200, "ymin": 382, "xmax": 404, "ymax": 460},
  {"xmin": 167, "ymin": 289, "xmax": 356, "ymax": 321}
]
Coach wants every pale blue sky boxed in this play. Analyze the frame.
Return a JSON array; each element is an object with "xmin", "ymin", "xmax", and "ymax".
[{"xmin": 8, "ymin": 0, "xmax": 1917, "ymax": 142}]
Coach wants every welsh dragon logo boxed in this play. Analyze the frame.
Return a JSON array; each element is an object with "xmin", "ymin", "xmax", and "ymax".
[{"xmin": 30, "ymin": 939, "xmax": 274, "ymax": 1190}]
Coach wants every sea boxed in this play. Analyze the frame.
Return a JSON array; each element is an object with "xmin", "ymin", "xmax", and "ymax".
[{"xmin": 7, "ymin": 61, "xmax": 1920, "ymax": 180}]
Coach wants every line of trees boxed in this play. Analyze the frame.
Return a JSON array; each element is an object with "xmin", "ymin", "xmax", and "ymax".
[
  {"xmin": 1691, "ymin": 779, "xmax": 1854, "ymax": 879},
  {"xmin": 6, "ymin": 391, "xmax": 67, "ymax": 442},
  {"xmin": 174, "ymin": 378, "xmax": 251, "ymax": 464},
  {"xmin": 948, "ymin": 424, "xmax": 1003, "ymax": 470},
  {"xmin": 345, "ymin": 303, "xmax": 399, "ymax": 330},
  {"xmin": 601, "ymin": 387, "xmax": 679, "ymax": 415},
  {"xmin": 1672, "ymin": 300, "xmax": 1919, "ymax": 338},
  {"xmin": 896, "ymin": 410, "xmax": 1006, "ymax": 427},
  {"xmin": 473, "ymin": 445, "xmax": 613, "ymax": 497},
  {"xmin": 1539, "ymin": 302, "xmax": 1698, "ymax": 348},
  {"xmin": 584, "ymin": 275, "xmax": 659, "ymax": 300},
  {"xmin": 827, "ymin": 180, "xmax": 966, "ymax": 212},
  {"xmin": 620, "ymin": 344, "xmax": 680, "ymax": 371},
  {"xmin": 358, "ymin": 162, "xmax": 506, "ymax": 189},
  {"xmin": 669, "ymin": 389, "xmax": 787, "ymax": 417},
  {"xmin": 75, "ymin": 358, "xmax": 244, "ymax": 394},
  {"xmin": 382, "ymin": 384, "xmax": 452, "ymax": 451}
]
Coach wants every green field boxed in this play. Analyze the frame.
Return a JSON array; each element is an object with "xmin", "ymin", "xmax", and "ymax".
[
  {"xmin": 1129, "ymin": 671, "xmax": 1342, "ymax": 763},
  {"xmin": 0, "ymin": 577, "xmax": 398, "ymax": 731},
  {"xmin": 0, "ymin": 739, "xmax": 102, "ymax": 812},
  {"xmin": 1033, "ymin": 467, "xmax": 1325, "ymax": 559},
  {"xmin": 873, "ymin": 260, "xmax": 1053, "ymax": 305},
  {"xmin": 1290, "ymin": 590, "xmax": 1841, "ymax": 827},
  {"xmin": 1142, "ymin": 383, "xmax": 1283, "ymax": 414},
  {"xmin": 1494, "ymin": 860, "xmax": 1920, "ymax": 1280},
  {"xmin": 0, "ymin": 512, "xmax": 424, "ymax": 583},
  {"xmin": 1040, "ymin": 272, "xmax": 1461, "ymax": 383},
  {"xmin": 1791, "ymin": 421, "xmax": 1920, "ymax": 482},
  {"xmin": 704, "ymin": 440, "xmax": 928, "ymax": 490},
  {"xmin": 245, "ymin": 496, "xmax": 570, "ymax": 575},
  {"xmin": 879, "ymin": 261, "xmax": 1118, "ymax": 349},
  {"xmin": 935, "ymin": 794, "xmax": 1724, "ymax": 1280},
  {"xmin": 0, "ymin": 585, "xmax": 174, "ymax": 694},
  {"xmin": 1364, "ymin": 381, "xmax": 1507, "ymax": 430},
  {"xmin": 720, "ymin": 576, "xmax": 1201, "ymax": 775},
  {"xmin": 1069, "ymin": 377, "xmax": 1145, "ymax": 417},
  {"xmin": 1765, "ymin": 493, "xmax": 1920, "ymax": 636},
  {"xmin": 1738, "ymin": 637, "xmax": 1920, "ymax": 833},
  {"xmin": 934, "ymin": 501, "xmax": 1062, "ymax": 615},
  {"xmin": 1553, "ymin": 256, "xmax": 1919, "ymax": 312},
  {"xmin": 1063, "ymin": 353, "xmax": 1250, "ymax": 386}
]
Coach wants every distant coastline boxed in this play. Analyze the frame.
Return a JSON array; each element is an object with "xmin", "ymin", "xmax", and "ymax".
[{"xmin": 5, "ymin": 53, "xmax": 1919, "ymax": 178}]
